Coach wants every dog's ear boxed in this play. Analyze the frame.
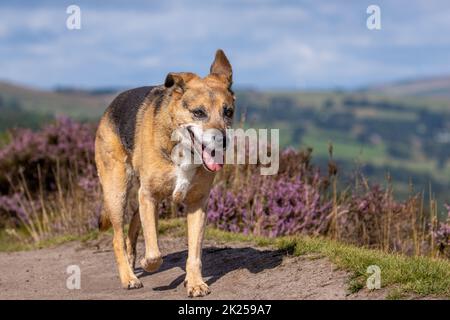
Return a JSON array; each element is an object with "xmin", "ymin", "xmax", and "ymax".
[
  {"xmin": 164, "ymin": 72, "xmax": 196, "ymax": 94},
  {"xmin": 210, "ymin": 49, "xmax": 232, "ymax": 87}
]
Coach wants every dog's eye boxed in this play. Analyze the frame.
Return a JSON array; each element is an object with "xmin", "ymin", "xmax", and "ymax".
[
  {"xmin": 223, "ymin": 106, "xmax": 234, "ymax": 118},
  {"xmin": 192, "ymin": 107, "xmax": 207, "ymax": 119}
]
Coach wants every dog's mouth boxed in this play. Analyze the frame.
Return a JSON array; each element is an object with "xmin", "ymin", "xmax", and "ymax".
[{"xmin": 187, "ymin": 127, "xmax": 224, "ymax": 172}]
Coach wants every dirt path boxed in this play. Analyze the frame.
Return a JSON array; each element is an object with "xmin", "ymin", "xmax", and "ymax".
[{"xmin": 0, "ymin": 235, "xmax": 386, "ymax": 300}]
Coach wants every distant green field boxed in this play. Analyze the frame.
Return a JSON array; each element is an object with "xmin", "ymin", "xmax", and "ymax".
[
  {"xmin": 301, "ymin": 128, "xmax": 387, "ymax": 162},
  {"xmin": 0, "ymin": 82, "xmax": 114, "ymax": 123}
]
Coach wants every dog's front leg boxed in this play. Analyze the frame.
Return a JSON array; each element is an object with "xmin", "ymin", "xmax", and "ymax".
[
  {"xmin": 138, "ymin": 186, "xmax": 163, "ymax": 272},
  {"xmin": 185, "ymin": 198, "xmax": 210, "ymax": 297}
]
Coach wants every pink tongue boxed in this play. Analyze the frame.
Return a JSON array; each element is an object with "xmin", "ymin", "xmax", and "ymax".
[{"xmin": 202, "ymin": 148, "xmax": 224, "ymax": 172}]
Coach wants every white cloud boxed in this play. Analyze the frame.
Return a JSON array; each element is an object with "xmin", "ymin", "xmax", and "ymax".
[{"xmin": 1, "ymin": 0, "xmax": 450, "ymax": 88}]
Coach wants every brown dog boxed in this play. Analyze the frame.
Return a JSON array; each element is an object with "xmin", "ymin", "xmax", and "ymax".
[{"xmin": 94, "ymin": 49, "xmax": 234, "ymax": 297}]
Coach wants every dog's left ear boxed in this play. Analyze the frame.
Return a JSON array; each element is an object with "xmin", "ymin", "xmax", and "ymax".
[
  {"xmin": 164, "ymin": 72, "xmax": 196, "ymax": 94},
  {"xmin": 210, "ymin": 49, "xmax": 232, "ymax": 88}
]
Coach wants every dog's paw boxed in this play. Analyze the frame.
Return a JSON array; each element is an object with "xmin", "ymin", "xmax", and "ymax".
[
  {"xmin": 140, "ymin": 256, "xmax": 163, "ymax": 273},
  {"xmin": 184, "ymin": 280, "xmax": 211, "ymax": 298},
  {"xmin": 121, "ymin": 276, "xmax": 143, "ymax": 290}
]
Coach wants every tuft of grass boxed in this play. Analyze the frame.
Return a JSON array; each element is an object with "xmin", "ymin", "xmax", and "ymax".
[
  {"xmin": 0, "ymin": 230, "xmax": 31, "ymax": 252},
  {"xmin": 158, "ymin": 218, "xmax": 185, "ymax": 235},
  {"xmin": 386, "ymin": 287, "xmax": 407, "ymax": 300},
  {"xmin": 348, "ymin": 276, "xmax": 365, "ymax": 294},
  {"xmin": 0, "ymin": 228, "xmax": 102, "ymax": 252}
]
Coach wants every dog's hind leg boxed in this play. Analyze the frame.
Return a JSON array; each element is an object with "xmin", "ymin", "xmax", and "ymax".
[
  {"xmin": 138, "ymin": 186, "xmax": 163, "ymax": 273},
  {"xmin": 102, "ymin": 164, "xmax": 143, "ymax": 289},
  {"xmin": 126, "ymin": 209, "xmax": 141, "ymax": 269},
  {"xmin": 95, "ymin": 131, "xmax": 142, "ymax": 289}
]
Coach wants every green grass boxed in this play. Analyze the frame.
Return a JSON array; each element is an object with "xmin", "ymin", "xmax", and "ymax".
[
  {"xmin": 351, "ymin": 108, "xmax": 418, "ymax": 121},
  {"xmin": 159, "ymin": 219, "xmax": 450, "ymax": 298},
  {"xmin": 1, "ymin": 218, "xmax": 449, "ymax": 298},
  {"xmin": 301, "ymin": 132, "xmax": 387, "ymax": 162},
  {"xmin": 0, "ymin": 81, "xmax": 110, "ymax": 120},
  {"xmin": 0, "ymin": 228, "xmax": 102, "ymax": 252}
]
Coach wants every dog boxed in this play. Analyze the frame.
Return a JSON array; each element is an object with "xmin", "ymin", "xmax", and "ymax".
[{"xmin": 94, "ymin": 49, "xmax": 234, "ymax": 297}]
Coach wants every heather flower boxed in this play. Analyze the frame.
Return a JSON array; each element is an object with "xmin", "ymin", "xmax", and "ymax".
[
  {"xmin": 0, "ymin": 117, "xmax": 97, "ymax": 221},
  {"xmin": 207, "ymin": 171, "xmax": 332, "ymax": 237},
  {"xmin": 435, "ymin": 205, "xmax": 450, "ymax": 257}
]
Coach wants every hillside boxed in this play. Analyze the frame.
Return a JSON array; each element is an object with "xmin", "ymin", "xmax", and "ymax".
[
  {"xmin": 0, "ymin": 81, "xmax": 116, "ymax": 126},
  {"xmin": 237, "ymin": 89, "xmax": 450, "ymax": 203},
  {"xmin": 1, "ymin": 79, "xmax": 450, "ymax": 205},
  {"xmin": 366, "ymin": 75, "xmax": 450, "ymax": 100}
]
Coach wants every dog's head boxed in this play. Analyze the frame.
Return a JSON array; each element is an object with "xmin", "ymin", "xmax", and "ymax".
[{"xmin": 166, "ymin": 49, "xmax": 235, "ymax": 172}]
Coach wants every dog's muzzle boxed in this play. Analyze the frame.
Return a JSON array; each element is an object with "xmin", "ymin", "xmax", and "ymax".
[{"xmin": 186, "ymin": 127, "xmax": 227, "ymax": 172}]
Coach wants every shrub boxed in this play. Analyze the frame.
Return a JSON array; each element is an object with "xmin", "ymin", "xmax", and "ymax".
[
  {"xmin": 0, "ymin": 117, "xmax": 97, "ymax": 226},
  {"xmin": 208, "ymin": 168, "xmax": 331, "ymax": 237}
]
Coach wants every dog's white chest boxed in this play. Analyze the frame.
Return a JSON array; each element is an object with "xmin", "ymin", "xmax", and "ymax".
[{"xmin": 172, "ymin": 163, "xmax": 198, "ymax": 203}]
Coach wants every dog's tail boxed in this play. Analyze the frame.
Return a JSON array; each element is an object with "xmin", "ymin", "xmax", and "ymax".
[{"xmin": 98, "ymin": 205, "xmax": 112, "ymax": 231}]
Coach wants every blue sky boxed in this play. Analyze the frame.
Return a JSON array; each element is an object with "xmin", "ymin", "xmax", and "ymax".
[{"xmin": 1, "ymin": 0, "xmax": 450, "ymax": 90}]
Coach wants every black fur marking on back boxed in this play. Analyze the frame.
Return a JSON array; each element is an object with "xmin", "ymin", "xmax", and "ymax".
[
  {"xmin": 152, "ymin": 87, "xmax": 166, "ymax": 115},
  {"xmin": 108, "ymin": 86, "xmax": 166, "ymax": 152}
]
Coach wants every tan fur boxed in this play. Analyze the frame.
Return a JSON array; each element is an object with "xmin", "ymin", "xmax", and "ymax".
[{"xmin": 94, "ymin": 49, "xmax": 234, "ymax": 296}]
